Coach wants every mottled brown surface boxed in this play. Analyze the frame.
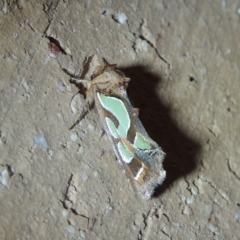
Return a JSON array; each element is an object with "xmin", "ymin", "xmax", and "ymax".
[{"xmin": 0, "ymin": 1, "xmax": 240, "ymax": 239}]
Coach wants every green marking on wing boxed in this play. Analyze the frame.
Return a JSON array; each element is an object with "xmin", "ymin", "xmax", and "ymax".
[
  {"xmin": 117, "ymin": 142, "xmax": 134, "ymax": 163},
  {"xmin": 105, "ymin": 117, "xmax": 119, "ymax": 138},
  {"xmin": 133, "ymin": 133, "xmax": 152, "ymax": 150},
  {"xmin": 98, "ymin": 92, "xmax": 130, "ymax": 138}
]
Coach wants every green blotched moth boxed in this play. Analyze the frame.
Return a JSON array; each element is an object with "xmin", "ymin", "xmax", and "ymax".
[{"xmin": 71, "ymin": 56, "xmax": 166, "ymax": 200}]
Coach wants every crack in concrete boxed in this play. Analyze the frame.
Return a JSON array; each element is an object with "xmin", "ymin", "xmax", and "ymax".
[
  {"xmin": 199, "ymin": 177, "xmax": 230, "ymax": 203},
  {"xmin": 226, "ymin": 157, "xmax": 240, "ymax": 181},
  {"xmin": 125, "ymin": 19, "xmax": 171, "ymax": 69}
]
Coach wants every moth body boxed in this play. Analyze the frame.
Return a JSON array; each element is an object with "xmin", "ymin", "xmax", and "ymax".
[{"xmin": 72, "ymin": 57, "xmax": 166, "ymax": 200}]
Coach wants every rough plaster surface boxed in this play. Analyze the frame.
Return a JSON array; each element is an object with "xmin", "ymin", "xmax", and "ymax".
[{"xmin": 0, "ymin": 1, "xmax": 240, "ymax": 239}]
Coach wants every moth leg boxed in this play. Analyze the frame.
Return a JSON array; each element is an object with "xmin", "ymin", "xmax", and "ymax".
[
  {"xmin": 69, "ymin": 108, "xmax": 90, "ymax": 130},
  {"xmin": 69, "ymin": 93, "xmax": 94, "ymax": 130},
  {"xmin": 71, "ymin": 78, "xmax": 91, "ymax": 86}
]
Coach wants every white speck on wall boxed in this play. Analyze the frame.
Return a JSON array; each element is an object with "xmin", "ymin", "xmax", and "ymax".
[
  {"xmin": 234, "ymin": 210, "xmax": 240, "ymax": 222},
  {"xmin": 67, "ymin": 225, "xmax": 75, "ymax": 234},
  {"xmin": 2, "ymin": 0, "xmax": 8, "ymax": 14},
  {"xmin": 200, "ymin": 67, "xmax": 207, "ymax": 75},
  {"xmin": 190, "ymin": 185, "xmax": 199, "ymax": 195},
  {"xmin": 33, "ymin": 134, "xmax": 48, "ymax": 150},
  {"xmin": 105, "ymin": 203, "xmax": 113, "ymax": 213},
  {"xmin": 44, "ymin": 55, "xmax": 51, "ymax": 65},
  {"xmin": 57, "ymin": 79, "xmax": 66, "ymax": 92},
  {"xmin": 208, "ymin": 224, "xmax": 219, "ymax": 235},
  {"xmin": 79, "ymin": 230, "xmax": 86, "ymax": 238},
  {"xmin": 237, "ymin": 7, "xmax": 240, "ymax": 15},
  {"xmin": 156, "ymin": 3, "xmax": 164, "ymax": 10},
  {"xmin": 11, "ymin": 85, "xmax": 17, "ymax": 93},
  {"xmin": 47, "ymin": 149, "xmax": 53, "ymax": 158},
  {"xmin": 82, "ymin": 172, "xmax": 88, "ymax": 181},
  {"xmin": 221, "ymin": 0, "xmax": 226, "ymax": 8},
  {"xmin": 22, "ymin": 81, "xmax": 29, "ymax": 93},
  {"xmin": 205, "ymin": 205, "xmax": 212, "ymax": 215},
  {"xmin": 93, "ymin": 171, "xmax": 98, "ymax": 177},
  {"xmin": 114, "ymin": 13, "xmax": 127, "ymax": 24},
  {"xmin": 177, "ymin": 39, "xmax": 183, "ymax": 48},
  {"xmin": 62, "ymin": 209, "xmax": 69, "ymax": 218},
  {"xmin": 141, "ymin": 40, "xmax": 148, "ymax": 51},
  {"xmin": 186, "ymin": 195, "xmax": 195, "ymax": 205},
  {"xmin": 77, "ymin": 145, "xmax": 84, "ymax": 155},
  {"xmin": 70, "ymin": 133, "xmax": 78, "ymax": 142},
  {"xmin": 182, "ymin": 205, "xmax": 190, "ymax": 215},
  {"xmin": 0, "ymin": 167, "xmax": 10, "ymax": 187},
  {"xmin": 181, "ymin": 195, "xmax": 186, "ymax": 202},
  {"xmin": 226, "ymin": 49, "xmax": 231, "ymax": 54},
  {"xmin": 87, "ymin": 123, "xmax": 95, "ymax": 132}
]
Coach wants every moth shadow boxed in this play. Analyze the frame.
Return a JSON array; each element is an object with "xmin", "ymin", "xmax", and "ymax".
[{"xmin": 119, "ymin": 66, "xmax": 201, "ymax": 199}]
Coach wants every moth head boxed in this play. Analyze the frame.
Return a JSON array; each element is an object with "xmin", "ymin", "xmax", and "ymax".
[{"xmin": 92, "ymin": 60, "xmax": 117, "ymax": 79}]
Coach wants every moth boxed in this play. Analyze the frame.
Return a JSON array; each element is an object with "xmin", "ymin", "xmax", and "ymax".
[{"xmin": 71, "ymin": 56, "xmax": 166, "ymax": 200}]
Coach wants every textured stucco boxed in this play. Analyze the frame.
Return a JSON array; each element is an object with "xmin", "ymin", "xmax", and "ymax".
[{"xmin": 0, "ymin": 1, "xmax": 240, "ymax": 239}]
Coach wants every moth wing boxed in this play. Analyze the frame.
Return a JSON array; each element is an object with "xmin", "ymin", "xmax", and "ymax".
[
  {"xmin": 93, "ymin": 90, "xmax": 166, "ymax": 200},
  {"xmin": 126, "ymin": 150, "xmax": 166, "ymax": 200}
]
